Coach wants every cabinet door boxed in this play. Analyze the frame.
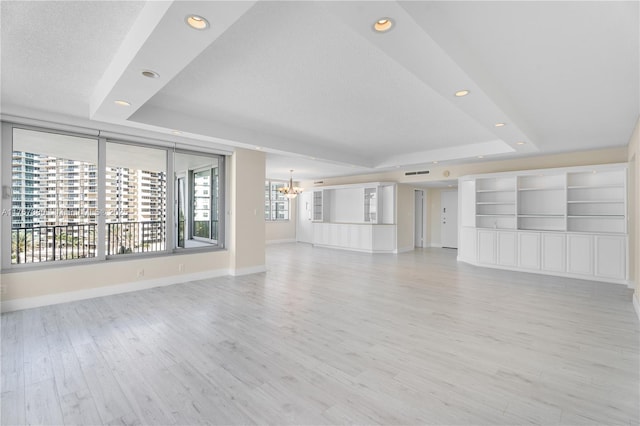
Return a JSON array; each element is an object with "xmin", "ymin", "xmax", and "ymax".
[
  {"xmin": 312, "ymin": 191, "xmax": 323, "ymax": 221},
  {"xmin": 595, "ymin": 235, "xmax": 626, "ymax": 280},
  {"xmin": 497, "ymin": 231, "xmax": 517, "ymax": 266},
  {"xmin": 541, "ymin": 233, "xmax": 566, "ymax": 272},
  {"xmin": 477, "ymin": 230, "xmax": 496, "ymax": 265},
  {"xmin": 567, "ymin": 234, "xmax": 594, "ymax": 275},
  {"xmin": 459, "ymin": 227, "xmax": 477, "ymax": 262},
  {"xmin": 518, "ymin": 232, "xmax": 541, "ymax": 270}
]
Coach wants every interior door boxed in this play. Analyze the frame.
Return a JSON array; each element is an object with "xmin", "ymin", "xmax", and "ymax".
[
  {"xmin": 297, "ymin": 191, "xmax": 314, "ymax": 243},
  {"xmin": 414, "ymin": 190, "xmax": 424, "ymax": 247},
  {"xmin": 441, "ymin": 190, "xmax": 458, "ymax": 249}
]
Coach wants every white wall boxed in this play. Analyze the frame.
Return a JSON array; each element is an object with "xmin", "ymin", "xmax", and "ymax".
[
  {"xmin": 329, "ymin": 187, "xmax": 364, "ymax": 223},
  {"xmin": 302, "ymin": 147, "xmax": 627, "ymax": 189},
  {"xmin": 396, "ymin": 184, "xmax": 415, "ymax": 252},
  {"xmin": 265, "ymin": 197, "xmax": 297, "ymax": 243}
]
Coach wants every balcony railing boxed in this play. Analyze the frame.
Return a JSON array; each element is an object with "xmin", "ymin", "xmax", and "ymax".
[
  {"xmin": 106, "ymin": 221, "xmax": 165, "ymax": 255},
  {"xmin": 11, "ymin": 221, "xmax": 166, "ymax": 264},
  {"xmin": 12, "ymin": 224, "xmax": 97, "ymax": 264}
]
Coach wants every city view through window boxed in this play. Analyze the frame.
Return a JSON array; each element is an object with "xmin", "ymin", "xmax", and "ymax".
[{"xmin": 11, "ymin": 129, "xmax": 167, "ymax": 264}]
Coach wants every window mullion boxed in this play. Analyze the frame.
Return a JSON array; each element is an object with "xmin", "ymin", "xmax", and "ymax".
[
  {"xmin": 97, "ymin": 137, "xmax": 106, "ymax": 260},
  {"xmin": 166, "ymin": 149, "xmax": 175, "ymax": 252}
]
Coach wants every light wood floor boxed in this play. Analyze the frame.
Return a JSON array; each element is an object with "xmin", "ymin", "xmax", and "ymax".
[{"xmin": 1, "ymin": 244, "xmax": 638, "ymax": 425}]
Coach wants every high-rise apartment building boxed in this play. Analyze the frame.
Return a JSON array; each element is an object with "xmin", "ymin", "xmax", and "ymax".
[{"xmin": 11, "ymin": 151, "xmax": 167, "ymax": 262}]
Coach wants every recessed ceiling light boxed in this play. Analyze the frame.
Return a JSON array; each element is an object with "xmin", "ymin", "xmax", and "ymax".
[
  {"xmin": 373, "ymin": 18, "xmax": 393, "ymax": 32},
  {"xmin": 114, "ymin": 100, "xmax": 130, "ymax": 107},
  {"xmin": 432, "ymin": 161, "xmax": 439, "ymax": 164},
  {"xmin": 477, "ymin": 155, "xmax": 484, "ymax": 159},
  {"xmin": 255, "ymin": 146, "xmax": 262, "ymax": 150},
  {"xmin": 142, "ymin": 70, "xmax": 160, "ymax": 79},
  {"xmin": 516, "ymin": 141, "xmax": 526, "ymax": 145},
  {"xmin": 186, "ymin": 15, "xmax": 209, "ymax": 30},
  {"xmin": 171, "ymin": 130, "xmax": 182, "ymax": 135},
  {"xmin": 455, "ymin": 90, "xmax": 470, "ymax": 97},
  {"xmin": 495, "ymin": 123, "xmax": 506, "ymax": 127}
]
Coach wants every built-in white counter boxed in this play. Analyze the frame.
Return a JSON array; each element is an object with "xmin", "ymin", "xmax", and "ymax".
[
  {"xmin": 313, "ymin": 223, "xmax": 397, "ymax": 253},
  {"xmin": 299, "ymin": 181, "xmax": 398, "ymax": 253}
]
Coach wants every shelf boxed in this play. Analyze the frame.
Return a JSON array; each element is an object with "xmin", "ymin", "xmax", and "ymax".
[
  {"xmin": 518, "ymin": 214, "xmax": 564, "ymax": 218},
  {"xmin": 476, "ymin": 189, "xmax": 515, "ymax": 193},
  {"xmin": 518, "ymin": 187, "xmax": 564, "ymax": 191},
  {"xmin": 477, "ymin": 226, "xmax": 516, "ymax": 230},
  {"xmin": 568, "ymin": 215, "xmax": 625, "ymax": 218},
  {"xmin": 518, "ymin": 227, "xmax": 565, "ymax": 232},
  {"xmin": 568, "ymin": 184, "xmax": 624, "ymax": 190},
  {"xmin": 567, "ymin": 200, "xmax": 624, "ymax": 204},
  {"xmin": 476, "ymin": 202, "xmax": 515, "ymax": 205},
  {"xmin": 477, "ymin": 214, "xmax": 515, "ymax": 217}
]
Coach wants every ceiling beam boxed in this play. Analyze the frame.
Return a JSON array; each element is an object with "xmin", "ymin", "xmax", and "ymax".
[{"xmin": 90, "ymin": 1, "xmax": 257, "ymax": 122}]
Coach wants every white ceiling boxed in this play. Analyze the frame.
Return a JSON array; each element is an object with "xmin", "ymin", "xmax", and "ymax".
[{"xmin": 2, "ymin": 1, "xmax": 638, "ymax": 181}]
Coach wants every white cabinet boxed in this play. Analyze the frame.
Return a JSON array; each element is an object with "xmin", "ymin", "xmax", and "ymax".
[
  {"xmin": 567, "ymin": 169, "xmax": 626, "ymax": 234},
  {"xmin": 541, "ymin": 233, "xmax": 566, "ymax": 272},
  {"xmin": 518, "ymin": 232, "xmax": 541, "ymax": 270},
  {"xmin": 497, "ymin": 231, "xmax": 517, "ymax": 266},
  {"xmin": 595, "ymin": 235, "xmax": 627, "ymax": 280},
  {"xmin": 372, "ymin": 225, "xmax": 396, "ymax": 252},
  {"xmin": 312, "ymin": 223, "xmax": 394, "ymax": 253},
  {"xmin": 459, "ymin": 163, "xmax": 629, "ymax": 284},
  {"xmin": 477, "ymin": 230, "xmax": 497, "ymax": 265},
  {"xmin": 458, "ymin": 227, "xmax": 477, "ymax": 262},
  {"xmin": 567, "ymin": 234, "xmax": 594, "ymax": 276},
  {"xmin": 312, "ymin": 190, "xmax": 326, "ymax": 222}
]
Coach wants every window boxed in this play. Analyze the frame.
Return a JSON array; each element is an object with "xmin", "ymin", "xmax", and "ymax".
[
  {"xmin": 2, "ymin": 123, "xmax": 226, "ymax": 268},
  {"xmin": 106, "ymin": 142, "xmax": 167, "ymax": 256},
  {"xmin": 264, "ymin": 179, "xmax": 290, "ymax": 221},
  {"xmin": 10, "ymin": 128, "xmax": 98, "ymax": 264},
  {"xmin": 174, "ymin": 151, "xmax": 224, "ymax": 249}
]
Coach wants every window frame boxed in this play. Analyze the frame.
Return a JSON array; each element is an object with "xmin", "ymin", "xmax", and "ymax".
[{"xmin": 1, "ymin": 121, "xmax": 228, "ymax": 271}]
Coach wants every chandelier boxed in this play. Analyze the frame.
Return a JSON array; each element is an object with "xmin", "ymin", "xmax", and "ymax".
[{"xmin": 278, "ymin": 169, "xmax": 304, "ymax": 199}]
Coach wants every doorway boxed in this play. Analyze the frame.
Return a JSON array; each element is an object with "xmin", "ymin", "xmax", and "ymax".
[
  {"xmin": 441, "ymin": 190, "xmax": 458, "ymax": 249},
  {"xmin": 414, "ymin": 190, "xmax": 425, "ymax": 247}
]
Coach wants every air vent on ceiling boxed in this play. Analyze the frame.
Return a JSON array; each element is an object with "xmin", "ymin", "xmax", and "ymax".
[
  {"xmin": 314, "ymin": 180, "xmax": 324, "ymax": 185},
  {"xmin": 405, "ymin": 170, "xmax": 430, "ymax": 176}
]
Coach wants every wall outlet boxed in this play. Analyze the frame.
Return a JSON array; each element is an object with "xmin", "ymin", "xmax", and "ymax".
[
  {"xmin": 137, "ymin": 269, "xmax": 144, "ymax": 278},
  {"xmin": 178, "ymin": 264, "xmax": 185, "ymax": 273}
]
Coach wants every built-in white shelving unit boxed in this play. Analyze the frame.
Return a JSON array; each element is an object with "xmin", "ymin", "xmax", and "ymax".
[
  {"xmin": 475, "ymin": 176, "xmax": 516, "ymax": 230},
  {"xmin": 458, "ymin": 163, "xmax": 628, "ymax": 284},
  {"xmin": 566, "ymin": 169, "xmax": 626, "ymax": 234},
  {"xmin": 517, "ymin": 173, "xmax": 566, "ymax": 232}
]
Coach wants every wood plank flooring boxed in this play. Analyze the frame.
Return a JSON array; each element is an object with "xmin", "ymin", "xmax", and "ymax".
[{"xmin": 1, "ymin": 244, "xmax": 638, "ymax": 425}]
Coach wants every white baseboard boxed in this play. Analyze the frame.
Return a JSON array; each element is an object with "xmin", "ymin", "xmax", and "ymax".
[
  {"xmin": 266, "ymin": 239, "xmax": 296, "ymax": 245},
  {"xmin": 230, "ymin": 265, "xmax": 267, "ymax": 276},
  {"xmin": 633, "ymin": 291, "xmax": 640, "ymax": 321},
  {"xmin": 458, "ymin": 258, "xmax": 630, "ymax": 286},
  {"xmin": 429, "ymin": 243, "xmax": 443, "ymax": 248},
  {"xmin": 0, "ymin": 268, "xmax": 230, "ymax": 313}
]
